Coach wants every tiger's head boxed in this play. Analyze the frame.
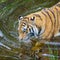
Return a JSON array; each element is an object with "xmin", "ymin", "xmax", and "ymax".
[{"xmin": 18, "ymin": 13, "xmax": 43, "ymax": 42}]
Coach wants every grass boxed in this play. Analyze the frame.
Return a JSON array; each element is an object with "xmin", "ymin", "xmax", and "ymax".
[{"xmin": 48, "ymin": 44, "xmax": 58, "ymax": 60}]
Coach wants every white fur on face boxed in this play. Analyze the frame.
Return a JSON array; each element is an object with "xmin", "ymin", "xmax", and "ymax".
[
  {"xmin": 29, "ymin": 24, "xmax": 45, "ymax": 36},
  {"xmin": 32, "ymin": 25, "xmax": 39, "ymax": 37},
  {"xmin": 40, "ymin": 27, "xmax": 45, "ymax": 34},
  {"xmin": 18, "ymin": 16, "xmax": 23, "ymax": 30},
  {"xmin": 21, "ymin": 25, "xmax": 27, "ymax": 32},
  {"xmin": 18, "ymin": 20, "xmax": 21, "ymax": 31},
  {"xmin": 29, "ymin": 24, "xmax": 39, "ymax": 38}
]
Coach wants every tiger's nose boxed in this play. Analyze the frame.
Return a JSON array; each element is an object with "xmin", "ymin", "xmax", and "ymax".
[{"xmin": 20, "ymin": 38, "xmax": 23, "ymax": 40}]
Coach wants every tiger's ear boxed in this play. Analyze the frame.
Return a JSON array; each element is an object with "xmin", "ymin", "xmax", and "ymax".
[
  {"xmin": 18, "ymin": 16, "xmax": 23, "ymax": 20},
  {"xmin": 30, "ymin": 16, "xmax": 35, "ymax": 21}
]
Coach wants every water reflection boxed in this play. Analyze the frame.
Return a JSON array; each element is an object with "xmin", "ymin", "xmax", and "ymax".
[
  {"xmin": 0, "ymin": 42, "xmax": 11, "ymax": 50},
  {"xmin": 0, "ymin": 30, "xmax": 3, "ymax": 37}
]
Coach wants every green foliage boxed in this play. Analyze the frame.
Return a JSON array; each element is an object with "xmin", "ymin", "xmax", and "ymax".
[
  {"xmin": 48, "ymin": 44, "xmax": 58, "ymax": 60},
  {"xmin": 0, "ymin": 0, "xmax": 22, "ymax": 19},
  {"xmin": 0, "ymin": 0, "xmax": 7, "ymax": 3}
]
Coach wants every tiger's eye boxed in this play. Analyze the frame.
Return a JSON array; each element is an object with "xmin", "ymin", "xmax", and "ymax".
[{"xmin": 30, "ymin": 17, "xmax": 35, "ymax": 21}]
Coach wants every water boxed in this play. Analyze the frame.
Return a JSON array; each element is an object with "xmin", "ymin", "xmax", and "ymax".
[{"xmin": 0, "ymin": 0, "xmax": 60, "ymax": 60}]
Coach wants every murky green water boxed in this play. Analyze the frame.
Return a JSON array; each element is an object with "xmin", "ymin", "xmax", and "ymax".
[{"xmin": 0, "ymin": 0, "xmax": 60, "ymax": 60}]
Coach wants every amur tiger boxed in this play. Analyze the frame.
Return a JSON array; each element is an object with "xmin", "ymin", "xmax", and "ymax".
[{"xmin": 18, "ymin": 2, "xmax": 60, "ymax": 42}]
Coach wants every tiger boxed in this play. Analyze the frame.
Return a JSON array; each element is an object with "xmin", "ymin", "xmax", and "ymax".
[{"xmin": 18, "ymin": 2, "xmax": 60, "ymax": 42}]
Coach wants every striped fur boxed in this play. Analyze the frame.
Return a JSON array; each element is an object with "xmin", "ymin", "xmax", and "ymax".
[{"xmin": 18, "ymin": 2, "xmax": 60, "ymax": 40}]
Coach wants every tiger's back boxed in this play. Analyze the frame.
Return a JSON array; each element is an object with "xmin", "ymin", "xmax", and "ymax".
[{"xmin": 38, "ymin": 2, "xmax": 60, "ymax": 39}]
